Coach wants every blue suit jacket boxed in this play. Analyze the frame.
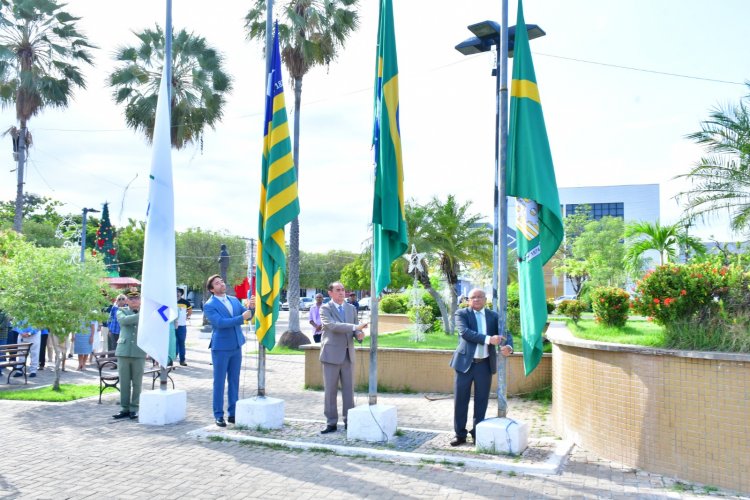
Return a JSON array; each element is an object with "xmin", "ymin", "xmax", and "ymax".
[
  {"xmin": 204, "ymin": 295, "xmax": 247, "ymax": 351},
  {"xmin": 449, "ymin": 307, "xmax": 514, "ymax": 375}
]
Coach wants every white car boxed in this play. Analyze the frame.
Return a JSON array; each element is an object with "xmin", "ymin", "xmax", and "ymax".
[
  {"xmin": 553, "ymin": 295, "xmax": 578, "ymax": 306},
  {"xmin": 299, "ymin": 297, "xmax": 314, "ymax": 311},
  {"xmin": 358, "ymin": 297, "xmax": 371, "ymax": 311}
]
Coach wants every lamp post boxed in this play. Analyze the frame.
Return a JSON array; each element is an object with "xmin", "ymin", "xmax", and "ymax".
[
  {"xmin": 455, "ymin": 16, "xmax": 545, "ymax": 418},
  {"xmin": 80, "ymin": 207, "xmax": 100, "ymax": 263}
]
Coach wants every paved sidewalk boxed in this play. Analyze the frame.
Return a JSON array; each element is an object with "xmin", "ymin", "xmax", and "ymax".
[{"xmin": 0, "ymin": 319, "xmax": 745, "ymax": 499}]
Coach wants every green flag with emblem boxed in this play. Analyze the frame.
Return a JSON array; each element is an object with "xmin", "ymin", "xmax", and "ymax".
[{"xmin": 507, "ymin": 0, "xmax": 564, "ymax": 375}]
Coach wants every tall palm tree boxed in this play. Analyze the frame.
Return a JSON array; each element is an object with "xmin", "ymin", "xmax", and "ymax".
[
  {"xmin": 0, "ymin": 0, "xmax": 95, "ymax": 233},
  {"xmin": 407, "ymin": 196, "xmax": 493, "ymax": 333},
  {"xmin": 108, "ymin": 25, "xmax": 232, "ymax": 150},
  {"xmin": 624, "ymin": 220, "xmax": 705, "ymax": 269},
  {"xmin": 245, "ymin": 0, "xmax": 360, "ymax": 336},
  {"xmin": 676, "ymin": 85, "xmax": 750, "ymax": 232}
]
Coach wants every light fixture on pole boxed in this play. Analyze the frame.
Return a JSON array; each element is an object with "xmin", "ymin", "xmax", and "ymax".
[
  {"xmin": 80, "ymin": 207, "xmax": 100, "ymax": 263},
  {"xmin": 455, "ymin": 18, "xmax": 545, "ymax": 418}
]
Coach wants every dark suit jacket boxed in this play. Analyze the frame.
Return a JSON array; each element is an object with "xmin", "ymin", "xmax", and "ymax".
[
  {"xmin": 319, "ymin": 301, "xmax": 359, "ymax": 365},
  {"xmin": 204, "ymin": 295, "xmax": 247, "ymax": 351},
  {"xmin": 449, "ymin": 307, "xmax": 513, "ymax": 375}
]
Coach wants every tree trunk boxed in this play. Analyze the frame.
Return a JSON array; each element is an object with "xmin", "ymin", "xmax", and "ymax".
[
  {"xmin": 50, "ymin": 333, "xmax": 64, "ymax": 391},
  {"xmin": 416, "ymin": 267, "xmax": 451, "ymax": 333},
  {"xmin": 286, "ymin": 76, "xmax": 304, "ymax": 335},
  {"xmin": 13, "ymin": 123, "xmax": 27, "ymax": 233}
]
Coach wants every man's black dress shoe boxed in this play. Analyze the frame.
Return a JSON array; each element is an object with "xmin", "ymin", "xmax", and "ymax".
[
  {"xmin": 129, "ymin": 412, "xmax": 138, "ymax": 420},
  {"xmin": 450, "ymin": 436, "xmax": 467, "ymax": 447},
  {"xmin": 180, "ymin": 362, "xmax": 188, "ymax": 366},
  {"xmin": 470, "ymin": 430, "xmax": 476, "ymax": 442},
  {"xmin": 227, "ymin": 416, "xmax": 235, "ymax": 424},
  {"xmin": 112, "ymin": 411, "xmax": 130, "ymax": 420},
  {"xmin": 320, "ymin": 425, "xmax": 337, "ymax": 434},
  {"xmin": 215, "ymin": 418, "xmax": 227, "ymax": 427}
]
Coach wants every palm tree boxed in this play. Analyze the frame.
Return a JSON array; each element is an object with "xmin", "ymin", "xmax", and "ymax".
[
  {"xmin": 407, "ymin": 196, "xmax": 493, "ymax": 333},
  {"xmin": 676, "ymin": 85, "xmax": 750, "ymax": 232},
  {"xmin": 108, "ymin": 25, "xmax": 232, "ymax": 150},
  {"xmin": 624, "ymin": 220, "xmax": 705, "ymax": 269},
  {"xmin": 0, "ymin": 0, "xmax": 95, "ymax": 233},
  {"xmin": 245, "ymin": 0, "xmax": 360, "ymax": 337}
]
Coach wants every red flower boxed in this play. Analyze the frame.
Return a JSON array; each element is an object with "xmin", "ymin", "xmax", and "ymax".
[
  {"xmin": 680, "ymin": 289, "xmax": 687, "ymax": 296},
  {"xmin": 653, "ymin": 298, "xmax": 660, "ymax": 304},
  {"xmin": 92, "ymin": 250, "xmax": 97, "ymax": 256},
  {"xmin": 108, "ymin": 248, "xmax": 116, "ymax": 255}
]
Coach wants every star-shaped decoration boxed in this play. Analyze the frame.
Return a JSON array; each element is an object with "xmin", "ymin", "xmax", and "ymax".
[{"xmin": 403, "ymin": 244, "xmax": 426, "ymax": 274}]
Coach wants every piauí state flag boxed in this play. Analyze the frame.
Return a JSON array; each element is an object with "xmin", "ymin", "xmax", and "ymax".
[
  {"xmin": 372, "ymin": 0, "xmax": 408, "ymax": 296},
  {"xmin": 255, "ymin": 22, "xmax": 300, "ymax": 351},
  {"xmin": 137, "ymin": 63, "xmax": 178, "ymax": 367},
  {"xmin": 507, "ymin": 0, "xmax": 564, "ymax": 376}
]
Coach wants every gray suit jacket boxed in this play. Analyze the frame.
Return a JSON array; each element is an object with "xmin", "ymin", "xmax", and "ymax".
[
  {"xmin": 319, "ymin": 301, "xmax": 359, "ymax": 365},
  {"xmin": 449, "ymin": 307, "xmax": 513, "ymax": 375}
]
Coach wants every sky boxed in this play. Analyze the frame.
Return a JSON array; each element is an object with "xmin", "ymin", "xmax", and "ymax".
[{"xmin": 2, "ymin": 0, "xmax": 749, "ymax": 253}]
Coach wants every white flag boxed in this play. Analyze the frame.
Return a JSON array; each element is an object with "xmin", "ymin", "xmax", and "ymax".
[{"xmin": 137, "ymin": 64, "xmax": 177, "ymax": 367}]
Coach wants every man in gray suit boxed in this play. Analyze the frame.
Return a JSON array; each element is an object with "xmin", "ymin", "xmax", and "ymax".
[
  {"xmin": 449, "ymin": 288, "xmax": 513, "ymax": 446},
  {"xmin": 319, "ymin": 282, "xmax": 368, "ymax": 434}
]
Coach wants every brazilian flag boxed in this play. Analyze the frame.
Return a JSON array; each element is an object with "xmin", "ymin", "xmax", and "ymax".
[
  {"xmin": 372, "ymin": 0, "xmax": 408, "ymax": 296},
  {"xmin": 507, "ymin": 0, "xmax": 564, "ymax": 375},
  {"xmin": 256, "ymin": 22, "xmax": 300, "ymax": 350}
]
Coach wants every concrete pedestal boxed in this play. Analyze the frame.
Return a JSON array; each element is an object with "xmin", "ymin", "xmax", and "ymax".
[
  {"xmin": 235, "ymin": 397, "xmax": 284, "ymax": 429},
  {"xmin": 475, "ymin": 417, "xmax": 529, "ymax": 455},
  {"xmin": 347, "ymin": 404, "xmax": 397, "ymax": 443},
  {"xmin": 138, "ymin": 389, "xmax": 187, "ymax": 426}
]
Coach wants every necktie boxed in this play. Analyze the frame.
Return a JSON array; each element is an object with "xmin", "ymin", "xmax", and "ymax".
[
  {"xmin": 338, "ymin": 305, "xmax": 344, "ymax": 316},
  {"xmin": 475, "ymin": 310, "xmax": 484, "ymax": 334}
]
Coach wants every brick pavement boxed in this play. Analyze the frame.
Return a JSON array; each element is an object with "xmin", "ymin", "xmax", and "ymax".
[{"xmin": 0, "ymin": 317, "xmax": 745, "ymax": 499}]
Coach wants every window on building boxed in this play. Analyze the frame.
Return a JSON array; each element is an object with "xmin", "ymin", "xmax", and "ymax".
[{"xmin": 565, "ymin": 202, "xmax": 624, "ymax": 220}]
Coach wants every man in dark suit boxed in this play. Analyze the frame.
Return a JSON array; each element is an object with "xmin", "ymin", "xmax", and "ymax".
[
  {"xmin": 450, "ymin": 288, "xmax": 514, "ymax": 446},
  {"xmin": 319, "ymin": 282, "xmax": 368, "ymax": 434},
  {"xmin": 203, "ymin": 274, "xmax": 254, "ymax": 427}
]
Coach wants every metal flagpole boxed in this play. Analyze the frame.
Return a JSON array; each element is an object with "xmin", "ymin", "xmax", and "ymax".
[
  {"xmin": 369, "ymin": 247, "xmax": 378, "ymax": 406},
  {"xmin": 160, "ymin": 0, "xmax": 173, "ymax": 391},
  {"xmin": 495, "ymin": 0, "xmax": 510, "ymax": 417},
  {"xmin": 258, "ymin": 0, "xmax": 274, "ymax": 399}
]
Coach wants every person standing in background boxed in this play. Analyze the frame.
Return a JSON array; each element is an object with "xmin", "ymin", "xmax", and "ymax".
[{"xmin": 175, "ymin": 288, "xmax": 192, "ymax": 366}]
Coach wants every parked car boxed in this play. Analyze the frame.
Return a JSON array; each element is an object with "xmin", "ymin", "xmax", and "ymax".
[
  {"xmin": 280, "ymin": 301, "xmax": 289, "ymax": 311},
  {"xmin": 358, "ymin": 297, "xmax": 371, "ymax": 310},
  {"xmin": 553, "ymin": 294, "xmax": 577, "ymax": 306},
  {"xmin": 299, "ymin": 297, "xmax": 314, "ymax": 311}
]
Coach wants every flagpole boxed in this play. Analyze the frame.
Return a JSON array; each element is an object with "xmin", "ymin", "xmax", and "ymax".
[
  {"xmin": 257, "ymin": 0, "xmax": 274, "ymax": 399},
  {"xmin": 159, "ymin": 0, "xmax": 173, "ymax": 391},
  {"xmin": 495, "ymin": 0, "xmax": 510, "ymax": 418},
  {"xmin": 369, "ymin": 245, "xmax": 378, "ymax": 406}
]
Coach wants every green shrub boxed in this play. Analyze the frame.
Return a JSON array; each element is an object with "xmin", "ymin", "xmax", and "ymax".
[
  {"xmin": 380, "ymin": 293, "xmax": 407, "ymax": 314},
  {"xmin": 407, "ymin": 304, "xmax": 435, "ymax": 330},
  {"xmin": 506, "ymin": 306, "xmax": 520, "ymax": 337},
  {"xmin": 420, "ymin": 291, "xmax": 441, "ymax": 319},
  {"xmin": 632, "ymin": 262, "xmax": 729, "ymax": 326},
  {"xmin": 557, "ymin": 299, "xmax": 585, "ymax": 324},
  {"xmin": 577, "ymin": 283, "xmax": 593, "ymax": 312},
  {"xmin": 546, "ymin": 299, "xmax": 556, "ymax": 314},
  {"xmin": 591, "ymin": 287, "xmax": 630, "ymax": 327}
]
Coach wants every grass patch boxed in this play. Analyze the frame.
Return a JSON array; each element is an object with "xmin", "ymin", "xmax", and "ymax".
[
  {"xmin": 519, "ymin": 385, "xmax": 552, "ymax": 405},
  {"xmin": 304, "ymin": 383, "xmax": 324, "ymax": 391},
  {"xmin": 566, "ymin": 319, "xmax": 665, "ymax": 347},
  {"xmin": 364, "ymin": 329, "xmax": 550, "ymax": 352},
  {"xmin": 354, "ymin": 383, "xmax": 415, "ymax": 394},
  {"xmin": 246, "ymin": 345, "xmax": 304, "ymax": 356},
  {"xmin": 0, "ymin": 384, "xmax": 101, "ymax": 402},
  {"xmin": 670, "ymin": 481, "xmax": 694, "ymax": 493},
  {"xmin": 394, "ymin": 428, "xmax": 405, "ymax": 437}
]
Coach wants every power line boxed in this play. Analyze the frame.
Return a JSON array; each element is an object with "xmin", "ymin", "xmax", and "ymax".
[{"xmin": 534, "ymin": 52, "xmax": 746, "ymax": 86}]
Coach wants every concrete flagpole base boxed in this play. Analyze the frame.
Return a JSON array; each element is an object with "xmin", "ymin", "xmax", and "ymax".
[
  {"xmin": 235, "ymin": 397, "xmax": 284, "ymax": 429},
  {"xmin": 475, "ymin": 417, "xmax": 529, "ymax": 455},
  {"xmin": 347, "ymin": 404, "xmax": 397, "ymax": 443},
  {"xmin": 138, "ymin": 389, "xmax": 187, "ymax": 425}
]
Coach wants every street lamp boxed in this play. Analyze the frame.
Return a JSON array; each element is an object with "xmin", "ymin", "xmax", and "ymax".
[
  {"xmin": 80, "ymin": 207, "xmax": 100, "ymax": 263},
  {"xmin": 455, "ymin": 17, "xmax": 545, "ymax": 418}
]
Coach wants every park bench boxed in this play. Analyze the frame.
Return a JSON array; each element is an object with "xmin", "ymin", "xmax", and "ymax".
[
  {"xmin": 0, "ymin": 343, "xmax": 31, "ymax": 384},
  {"xmin": 94, "ymin": 350, "xmax": 175, "ymax": 403}
]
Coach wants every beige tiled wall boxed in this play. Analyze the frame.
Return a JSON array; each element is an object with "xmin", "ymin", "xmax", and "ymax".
[
  {"xmin": 551, "ymin": 341, "xmax": 750, "ymax": 493},
  {"xmin": 304, "ymin": 346, "xmax": 551, "ymax": 395}
]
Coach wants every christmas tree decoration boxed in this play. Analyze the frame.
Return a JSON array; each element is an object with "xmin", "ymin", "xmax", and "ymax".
[{"xmin": 96, "ymin": 202, "xmax": 120, "ymax": 277}]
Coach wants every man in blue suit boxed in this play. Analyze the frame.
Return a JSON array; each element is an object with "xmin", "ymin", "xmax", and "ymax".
[
  {"xmin": 204, "ymin": 274, "xmax": 254, "ymax": 427},
  {"xmin": 449, "ymin": 288, "xmax": 514, "ymax": 446}
]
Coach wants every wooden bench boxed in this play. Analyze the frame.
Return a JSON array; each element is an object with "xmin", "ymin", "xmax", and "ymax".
[
  {"xmin": 93, "ymin": 351, "xmax": 175, "ymax": 403},
  {"xmin": 0, "ymin": 343, "xmax": 32, "ymax": 384}
]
